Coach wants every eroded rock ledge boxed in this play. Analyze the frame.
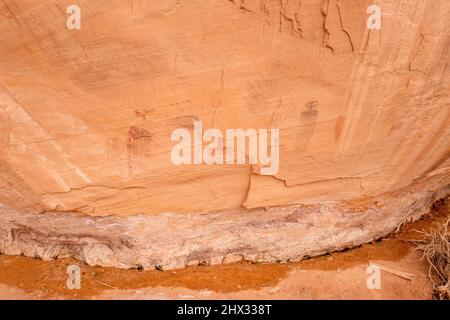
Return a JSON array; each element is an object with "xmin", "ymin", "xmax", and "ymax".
[{"xmin": 1, "ymin": 174, "xmax": 448, "ymax": 270}]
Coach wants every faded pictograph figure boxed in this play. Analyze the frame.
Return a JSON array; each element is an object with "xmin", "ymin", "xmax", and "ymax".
[
  {"xmin": 298, "ymin": 101, "xmax": 318, "ymax": 153},
  {"xmin": 127, "ymin": 126, "xmax": 152, "ymax": 174},
  {"xmin": 107, "ymin": 126, "xmax": 152, "ymax": 175},
  {"xmin": 271, "ymin": 99, "xmax": 318, "ymax": 154}
]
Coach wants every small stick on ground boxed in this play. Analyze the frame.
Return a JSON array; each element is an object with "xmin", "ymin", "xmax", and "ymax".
[
  {"xmin": 95, "ymin": 280, "xmax": 119, "ymax": 289},
  {"xmin": 368, "ymin": 261, "xmax": 415, "ymax": 281}
]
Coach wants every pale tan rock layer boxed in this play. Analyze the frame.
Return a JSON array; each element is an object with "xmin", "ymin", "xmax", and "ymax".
[
  {"xmin": 0, "ymin": 0, "xmax": 449, "ymax": 268},
  {"xmin": 0, "ymin": 175, "xmax": 449, "ymax": 270}
]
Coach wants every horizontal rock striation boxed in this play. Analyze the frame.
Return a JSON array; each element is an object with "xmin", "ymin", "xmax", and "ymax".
[
  {"xmin": 1, "ymin": 175, "xmax": 448, "ymax": 270},
  {"xmin": 0, "ymin": 0, "xmax": 449, "ymax": 268}
]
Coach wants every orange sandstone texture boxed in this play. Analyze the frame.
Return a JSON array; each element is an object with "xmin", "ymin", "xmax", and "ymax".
[{"xmin": 0, "ymin": 0, "xmax": 448, "ymax": 269}]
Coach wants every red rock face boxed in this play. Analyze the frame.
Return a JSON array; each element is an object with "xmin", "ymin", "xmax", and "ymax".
[{"xmin": 0, "ymin": 0, "xmax": 448, "ymax": 269}]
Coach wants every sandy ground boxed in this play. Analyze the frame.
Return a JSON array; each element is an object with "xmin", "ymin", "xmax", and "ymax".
[{"xmin": 0, "ymin": 200, "xmax": 447, "ymax": 300}]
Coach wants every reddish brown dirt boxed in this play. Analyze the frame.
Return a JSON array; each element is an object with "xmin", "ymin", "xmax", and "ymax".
[{"xmin": 0, "ymin": 199, "xmax": 448, "ymax": 300}]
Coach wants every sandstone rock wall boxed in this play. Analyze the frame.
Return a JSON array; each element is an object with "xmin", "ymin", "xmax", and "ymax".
[{"xmin": 0, "ymin": 0, "xmax": 448, "ymax": 269}]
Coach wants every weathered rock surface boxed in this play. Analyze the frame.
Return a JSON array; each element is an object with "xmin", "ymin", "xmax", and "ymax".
[
  {"xmin": 0, "ymin": 0, "xmax": 449, "ymax": 269},
  {"xmin": 1, "ymin": 175, "xmax": 449, "ymax": 270}
]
